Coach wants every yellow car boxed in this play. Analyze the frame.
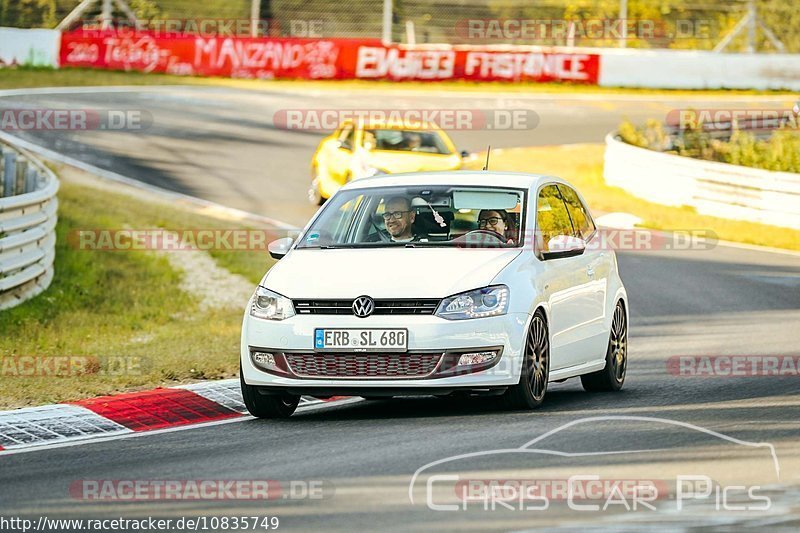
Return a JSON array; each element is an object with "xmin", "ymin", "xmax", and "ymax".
[{"xmin": 308, "ymin": 120, "xmax": 465, "ymax": 205}]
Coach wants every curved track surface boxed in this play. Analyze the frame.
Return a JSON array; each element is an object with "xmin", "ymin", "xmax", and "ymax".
[{"xmin": 1, "ymin": 87, "xmax": 798, "ymax": 531}]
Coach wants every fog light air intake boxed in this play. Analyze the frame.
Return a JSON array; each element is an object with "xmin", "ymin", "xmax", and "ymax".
[
  {"xmin": 457, "ymin": 351, "xmax": 498, "ymax": 366},
  {"xmin": 251, "ymin": 351, "xmax": 277, "ymax": 371}
]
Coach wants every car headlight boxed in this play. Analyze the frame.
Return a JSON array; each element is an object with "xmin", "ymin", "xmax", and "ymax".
[
  {"xmin": 250, "ymin": 287, "xmax": 295, "ymax": 320},
  {"xmin": 435, "ymin": 285, "xmax": 509, "ymax": 320}
]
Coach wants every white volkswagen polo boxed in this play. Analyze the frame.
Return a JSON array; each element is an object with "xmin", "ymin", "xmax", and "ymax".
[{"xmin": 241, "ymin": 172, "xmax": 628, "ymax": 418}]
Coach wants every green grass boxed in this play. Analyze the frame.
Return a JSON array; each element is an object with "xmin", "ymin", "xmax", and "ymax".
[
  {"xmin": 466, "ymin": 144, "xmax": 800, "ymax": 251},
  {"xmin": 1, "ymin": 66, "xmax": 795, "ymax": 96},
  {"xmin": 0, "ymin": 170, "xmax": 275, "ymax": 409}
]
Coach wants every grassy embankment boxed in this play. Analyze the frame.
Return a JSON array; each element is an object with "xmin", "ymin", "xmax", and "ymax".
[{"xmin": 0, "ymin": 166, "xmax": 275, "ymax": 409}]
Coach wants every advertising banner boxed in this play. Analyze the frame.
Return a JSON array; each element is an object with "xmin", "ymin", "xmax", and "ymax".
[{"xmin": 59, "ymin": 31, "xmax": 600, "ymax": 84}]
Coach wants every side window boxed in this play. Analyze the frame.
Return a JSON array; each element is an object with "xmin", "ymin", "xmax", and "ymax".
[
  {"xmin": 537, "ymin": 185, "xmax": 574, "ymax": 253},
  {"xmin": 558, "ymin": 185, "xmax": 596, "ymax": 240},
  {"xmin": 338, "ymin": 125, "xmax": 354, "ymax": 150}
]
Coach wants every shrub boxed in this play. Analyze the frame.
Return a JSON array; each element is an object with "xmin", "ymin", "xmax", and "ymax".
[{"xmin": 618, "ymin": 119, "xmax": 800, "ymax": 173}]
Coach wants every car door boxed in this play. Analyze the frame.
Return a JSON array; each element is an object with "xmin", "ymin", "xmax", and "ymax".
[
  {"xmin": 535, "ymin": 184, "xmax": 595, "ymax": 370},
  {"xmin": 330, "ymin": 123, "xmax": 356, "ymax": 184},
  {"xmin": 558, "ymin": 184, "xmax": 609, "ymax": 362},
  {"xmin": 317, "ymin": 122, "xmax": 356, "ymax": 188}
]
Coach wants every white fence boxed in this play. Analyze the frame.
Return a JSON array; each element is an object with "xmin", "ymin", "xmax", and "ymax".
[
  {"xmin": 598, "ymin": 49, "xmax": 800, "ymax": 91},
  {"xmin": 604, "ymin": 133, "xmax": 800, "ymax": 230},
  {"xmin": 0, "ymin": 141, "xmax": 59, "ymax": 310},
  {"xmin": 0, "ymin": 27, "xmax": 61, "ymax": 68}
]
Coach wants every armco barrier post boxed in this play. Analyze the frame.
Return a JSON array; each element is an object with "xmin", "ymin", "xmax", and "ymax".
[
  {"xmin": 25, "ymin": 166, "xmax": 37, "ymax": 193},
  {"xmin": 3, "ymin": 150, "xmax": 16, "ymax": 197},
  {"xmin": 17, "ymin": 158, "xmax": 28, "ymax": 194}
]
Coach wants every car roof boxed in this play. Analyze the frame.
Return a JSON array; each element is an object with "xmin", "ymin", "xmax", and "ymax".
[{"xmin": 340, "ymin": 170, "xmax": 566, "ymax": 191}]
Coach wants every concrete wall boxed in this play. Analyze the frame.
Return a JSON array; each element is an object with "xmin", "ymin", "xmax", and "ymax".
[{"xmin": 604, "ymin": 134, "xmax": 800, "ymax": 230}]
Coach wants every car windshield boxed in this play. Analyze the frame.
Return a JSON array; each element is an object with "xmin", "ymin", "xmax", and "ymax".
[
  {"xmin": 297, "ymin": 185, "xmax": 525, "ymax": 249},
  {"xmin": 364, "ymin": 129, "xmax": 452, "ymax": 155}
]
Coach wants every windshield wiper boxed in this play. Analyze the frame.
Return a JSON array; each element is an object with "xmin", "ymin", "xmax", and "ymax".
[{"xmin": 300, "ymin": 243, "xmax": 391, "ymax": 249}]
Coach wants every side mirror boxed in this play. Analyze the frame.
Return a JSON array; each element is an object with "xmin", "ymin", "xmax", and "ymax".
[
  {"xmin": 460, "ymin": 150, "xmax": 470, "ymax": 158},
  {"xmin": 542, "ymin": 235, "xmax": 585, "ymax": 260},
  {"xmin": 268, "ymin": 237, "xmax": 294, "ymax": 260}
]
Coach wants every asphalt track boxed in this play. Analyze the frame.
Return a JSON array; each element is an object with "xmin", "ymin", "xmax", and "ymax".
[{"xmin": 1, "ymin": 86, "xmax": 799, "ymax": 531}]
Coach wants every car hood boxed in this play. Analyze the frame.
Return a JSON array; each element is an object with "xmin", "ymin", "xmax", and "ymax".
[
  {"xmin": 262, "ymin": 247, "xmax": 522, "ymax": 299},
  {"xmin": 365, "ymin": 151, "xmax": 461, "ymax": 174}
]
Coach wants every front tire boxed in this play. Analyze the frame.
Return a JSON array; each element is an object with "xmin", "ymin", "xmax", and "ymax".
[
  {"xmin": 581, "ymin": 300, "xmax": 627, "ymax": 392},
  {"xmin": 240, "ymin": 367, "xmax": 300, "ymax": 418},
  {"xmin": 501, "ymin": 311, "xmax": 549, "ymax": 410}
]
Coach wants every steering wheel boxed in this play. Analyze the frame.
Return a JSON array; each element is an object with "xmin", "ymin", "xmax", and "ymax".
[{"xmin": 458, "ymin": 229, "xmax": 506, "ymax": 244}]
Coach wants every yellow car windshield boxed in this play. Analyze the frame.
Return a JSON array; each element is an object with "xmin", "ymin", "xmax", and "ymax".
[{"xmin": 364, "ymin": 129, "xmax": 452, "ymax": 155}]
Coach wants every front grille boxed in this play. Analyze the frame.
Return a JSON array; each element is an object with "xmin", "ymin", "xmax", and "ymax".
[
  {"xmin": 294, "ymin": 299, "xmax": 439, "ymax": 315},
  {"xmin": 284, "ymin": 353, "xmax": 442, "ymax": 379}
]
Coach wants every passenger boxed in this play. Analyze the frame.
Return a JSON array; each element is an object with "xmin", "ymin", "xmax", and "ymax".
[
  {"xmin": 478, "ymin": 209, "xmax": 517, "ymax": 244},
  {"xmin": 404, "ymin": 132, "xmax": 423, "ymax": 151}
]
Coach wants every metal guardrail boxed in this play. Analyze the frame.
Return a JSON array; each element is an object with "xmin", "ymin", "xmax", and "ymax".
[
  {"xmin": 603, "ymin": 133, "xmax": 800, "ymax": 230},
  {"xmin": 0, "ymin": 141, "xmax": 59, "ymax": 311}
]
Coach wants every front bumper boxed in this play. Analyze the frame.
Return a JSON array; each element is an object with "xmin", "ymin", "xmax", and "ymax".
[{"xmin": 241, "ymin": 312, "xmax": 529, "ymax": 390}]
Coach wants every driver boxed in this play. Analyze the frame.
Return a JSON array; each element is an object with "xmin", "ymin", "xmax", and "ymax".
[
  {"xmin": 363, "ymin": 130, "xmax": 377, "ymax": 151},
  {"xmin": 404, "ymin": 132, "xmax": 423, "ymax": 151},
  {"xmin": 478, "ymin": 209, "xmax": 516, "ymax": 244},
  {"xmin": 383, "ymin": 196, "xmax": 418, "ymax": 242}
]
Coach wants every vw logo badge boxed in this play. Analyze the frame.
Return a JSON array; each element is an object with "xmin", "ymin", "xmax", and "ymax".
[{"xmin": 352, "ymin": 296, "xmax": 375, "ymax": 318}]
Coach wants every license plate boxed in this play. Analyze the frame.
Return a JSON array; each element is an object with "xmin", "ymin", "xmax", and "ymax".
[{"xmin": 314, "ymin": 328, "xmax": 408, "ymax": 352}]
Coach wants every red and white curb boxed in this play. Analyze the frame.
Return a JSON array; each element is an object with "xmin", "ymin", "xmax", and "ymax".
[{"xmin": 0, "ymin": 380, "xmax": 347, "ymax": 453}]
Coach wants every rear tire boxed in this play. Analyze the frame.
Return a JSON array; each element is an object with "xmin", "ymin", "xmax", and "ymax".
[
  {"xmin": 240, "ymin": 367, "xmax": 300, "ymax": 418},
  {"xmin": 581, "ymin": 300, "xmax": 627, "ymax": 392},
  {"xmin": 500, "ymin": 311, "xmax": 549, "ymax": 410}
]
